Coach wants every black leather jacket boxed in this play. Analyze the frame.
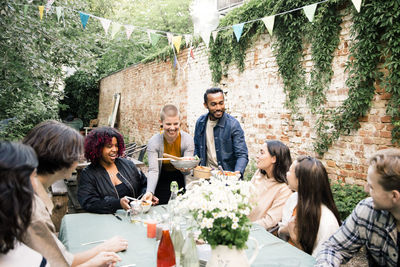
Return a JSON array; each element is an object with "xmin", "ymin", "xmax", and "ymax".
[{"xmin": 78, "ymin": 158, "xmax": 147, "ymax": 214}]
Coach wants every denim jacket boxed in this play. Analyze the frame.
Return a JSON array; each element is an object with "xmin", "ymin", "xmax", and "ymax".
[{"xmin": 194, "ymin": 112, "xmax": 248, "ymax": 176}]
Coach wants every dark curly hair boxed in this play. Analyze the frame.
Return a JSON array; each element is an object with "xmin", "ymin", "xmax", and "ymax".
[
  {"xmin": 84, "ymin": 127, "xmax": 125, "ymax": 163},
  {"xmin": 23, "ymin": 120, "xmax": 84, "ymax": 175},
  {"xmin": 0, "ymin": 141, "xmax": 37, "ymax": 254}
]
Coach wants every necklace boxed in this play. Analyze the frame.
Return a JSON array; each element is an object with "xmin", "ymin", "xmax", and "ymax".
[{"xmin": 107, "ymin": 171, "xmax": 136, "ymax": 199}]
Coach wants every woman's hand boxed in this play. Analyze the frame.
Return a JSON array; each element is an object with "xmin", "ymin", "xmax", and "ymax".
[
  {"xmin": 288, "ymin": 218, "xmax": 302, "ymax": 249},
  {"xmin": 80, "ymin": 251, "xmax": 121, "ymax": 267},
  {"xmin": 100, "ymin": 236, "xmax": 129, "ymax": 253},
  {"xmin": 120, "ymin": 197, "xmax": 130, "ymax": 210}
]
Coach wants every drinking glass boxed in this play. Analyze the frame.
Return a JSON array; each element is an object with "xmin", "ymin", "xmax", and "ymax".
[{"xmin": 130, "ymin": 200, "xmax": 143, "ymax": 223}]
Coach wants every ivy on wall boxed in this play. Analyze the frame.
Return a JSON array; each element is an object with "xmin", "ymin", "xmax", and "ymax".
[
  {"xmin": 314, "ymin": 0, "xmax": 400, "ymax": 154},
  {"xmin": 208, "ymin": 0, "xmax": 400, "ymax": 155}
]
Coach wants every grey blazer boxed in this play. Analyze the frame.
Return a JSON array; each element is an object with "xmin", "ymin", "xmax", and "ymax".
[{"xmin": 146, "ymin": 131, "xmax": 194, "ymax": 193}]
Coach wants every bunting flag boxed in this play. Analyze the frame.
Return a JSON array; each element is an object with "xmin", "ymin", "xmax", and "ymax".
[
  {"xmin": 79, "ymin": 12, "xmax": 90, "ymax": 29},
  {"xmin": 173, "ymin": 55, "xmax": 177, "ymax": 69},
  {"xmin": 351, "ymin": 0, "xmax": 362, "ymax": 12},
  {"xmin": 99, "ymin": 18, "xmax": 111, "ymax": 35},
  {"xmin": 212, "ymin": 30, "xmax": 218, "ymax": 41},
  {"xmin": 149, "ymin": 31, "xmax": 161, "ymax": 46},
  {"xmin": 232, "ymin": 23, "xmax": 244, "ymax": 42},
  {"xmin": 17, "ymin": 0, "xmax": 363, "ymax": 51},
  {"xmin": 184, "ymin": 34, "xmax": 192, "ymax": 47},
  {"xmin": 38, "ymin": 6, "xmax": 44, "ymax": 20},
  {"xmin": 200, "ymin": 31, "xmax": 211, "ymax": 48},
  {"xmin": 262, "ymin": 15, "xmax": 275, "ymax": 36},
  {"xmin": 190, "ymin": 47, "xmax": 194, "ymax": 59},
  {"xmin": 125, "ymin": 25, "xmax": 134, "ymax": 39},
  {"xmin": 110, "ymin": 23, "xmax": 122, "ymax": 39},
  {"xmin": 24, "ymin": 5, "xmax": 28, "ymax": 16},
  {"xmin": 56, "ymin": 7, "xmax": 63, "ymax": 23},
  {"xmin": 45, "ymin": 0, "xmax": 55, "ymax": 13},
  {"xmin": 166, "ymin": 32, "xmax": 173, "ymax": 46},
  {"xmin": 172, "ymin": 36, "xmax": 182, "ymax": 53},
  {"xmin": 303, "ymin": 3, "xmax": 318, "ymax": 22}
]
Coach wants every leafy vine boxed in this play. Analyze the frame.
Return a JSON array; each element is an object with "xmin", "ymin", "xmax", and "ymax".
[
  {"xmin": 314, "ymin": 0, "xmax": 399, "ymax": 154},
  {"xmin": 208, "ymin": 0, "xmax": 400, "ymax": 155}
]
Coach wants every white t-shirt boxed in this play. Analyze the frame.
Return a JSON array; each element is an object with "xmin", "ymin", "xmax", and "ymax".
[
  {"xmin": 0, "ymin": 242, "xmax": 49, "ymax": 267},
  {"xmin": 312, "ymin": 205, "xmax": 340, "ymax": 257},
  {"xmin": 277, "ymin": 195, "xmax": 340, "ymax": 257},
  {"xmin": 205, "ymin": 117, "xmax": 218, "ymax": 169},
  {"xmin": 278, "ymin": 192, "xmax": 298, "ymax": 240}
]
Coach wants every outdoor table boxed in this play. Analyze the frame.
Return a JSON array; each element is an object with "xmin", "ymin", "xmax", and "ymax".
[{"xmin": 59, "ymin": 206, "xmax": 315, "ymax": 267}]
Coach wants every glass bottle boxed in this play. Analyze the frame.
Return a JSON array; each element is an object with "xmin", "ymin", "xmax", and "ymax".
[
  {"xmin": 169, "ymin": 181, "xmax": 179, "ymax": 204},
  {"xmin": 171, "ymin": 224, "xmax": 184, "ymax": 267},
  {"xmin": 157, "ymin": 227, "xmax": 176, "ymax": 267},
  {"xmin": 181, "ymin": 232, "xmax": 199, "ymax": 267},
  {"xmin": 168, "ymin": 181, "xmax": 179, "ymax": 224}
]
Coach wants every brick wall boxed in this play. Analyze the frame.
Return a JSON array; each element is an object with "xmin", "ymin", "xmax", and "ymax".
[{"xmin": 98, "ymin": 13, "xmax": 397, "ymax": 185}]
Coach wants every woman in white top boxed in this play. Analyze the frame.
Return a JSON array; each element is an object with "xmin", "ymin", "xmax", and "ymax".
[
  {"xmin": 0, "ymin": 142, "xmax": 49, "ymax": 267},
  {"xmin": 280, "ymin": 156, "xmax": 341, "ymax": 257}
]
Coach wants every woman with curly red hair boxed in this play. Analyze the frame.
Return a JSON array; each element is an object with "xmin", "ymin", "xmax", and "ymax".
[{"xmin": 78, "ymin": 127, "xmax": 157, "ymax": 214}]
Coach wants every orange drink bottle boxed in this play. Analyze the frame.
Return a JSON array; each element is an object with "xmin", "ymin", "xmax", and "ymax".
[{"xmin": 157, "ymin": 228, "xmax": 176, "ymax": 267}]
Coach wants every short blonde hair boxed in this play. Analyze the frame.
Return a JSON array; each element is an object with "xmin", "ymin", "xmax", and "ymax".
[
  {"xmin": 160, "ymin": 104, "xmax": 179, "ymax": 121},
  {"xmin": 369, "ymin": 148, "xmax": 400, "ymax": 191}
]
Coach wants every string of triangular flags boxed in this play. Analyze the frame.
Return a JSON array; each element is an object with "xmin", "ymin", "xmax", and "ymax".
[
  {"xmin": 18, "ymin": 2, "xmax": 193, "ymax": 48},
  {"xmin": 18, "ymin": 0, "xmax": 363, "ymax": 63},
  {"xmin": 211, "ymin": 0, "xmax": 362, "ymax": 44}
]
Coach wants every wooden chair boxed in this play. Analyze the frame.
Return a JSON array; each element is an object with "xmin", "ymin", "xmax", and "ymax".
[{"xmin": 84, "ymin": 119, "xmax": 99, "ymax": 136}]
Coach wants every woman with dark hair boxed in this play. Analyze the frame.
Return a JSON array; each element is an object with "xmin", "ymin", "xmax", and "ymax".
[
  {"xmin": 248, "ymin": 140, "xmax": 293, "ymax": 230},
  {"xmin": 78, "ymin": 127, "xmax": 156, "ymax": 214},
  {"xmin": 281, "ymin": 156, "xmax": 341, "ymax": 257},
  {"xmin": 0, "ymin": 141, "xmax": 48, "ymax": 266},
  {"xmin": 23, "ymin": 120, "xmax": 125, "ymax": 267}
]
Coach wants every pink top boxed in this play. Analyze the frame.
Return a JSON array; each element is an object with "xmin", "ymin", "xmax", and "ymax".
[{"xmin": 248, "ymin": 169, "xmax": 293, "ymax": 230}]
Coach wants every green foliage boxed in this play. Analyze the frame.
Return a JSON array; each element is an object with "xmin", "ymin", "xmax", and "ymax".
[
  {"xmin": 0, "ymin": 0, "xmax": 98, "ymax": 140},
  {"xmin": 209, "ymin": 0, "xmax": 400, "ymax": 155},
  {"xmin": 59, "ymin": 71, "xmax": 99, "ymax": 126},
  {"xmin": 331, "ymin": 182, "xmax": 368, "ymax": 220},
  {"xmin": 314, "ymin": 0, "xmax": 398, "ymax": 154},
  {"xmin": 380, "ymin": 1, "xmax": 400, "ymax": 145},
  {"xmin": 306, "ymin": 2, "xmax": 342, "ymax": 112},
  {"xmin": 209, "ymin": 0, "xmax": 274, "ymax": 83},
  {"xmin": 199, "ymin": 214, "xmax": 251, "ymax": 249},
  {"xmin": 243, "ymin": 159, "xmax": 257, "ymax": 181},
  {"xmin": 95, "ymin": 0, "xmax": 193, "ymax": 76},
  {"xmin": 1, "ymin": 0, "xmax": 192, "ymax": 139}
]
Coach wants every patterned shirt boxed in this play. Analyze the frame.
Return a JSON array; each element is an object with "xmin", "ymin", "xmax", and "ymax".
[{"xmin": 315, "ymin": 197, "xmax": 398, "ymax": 267}]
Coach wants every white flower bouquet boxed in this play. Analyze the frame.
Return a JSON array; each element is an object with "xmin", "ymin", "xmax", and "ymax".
[{"xmin": 176, "ymin": 176, "xmax": 254, "ymax": 249}]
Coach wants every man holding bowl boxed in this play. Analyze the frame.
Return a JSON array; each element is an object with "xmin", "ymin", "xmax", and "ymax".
[{"xmin": 194, "ymin": 88, "xmax": 248, "ymax": 178}]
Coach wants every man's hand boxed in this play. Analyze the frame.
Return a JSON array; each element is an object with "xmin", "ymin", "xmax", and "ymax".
[
  {"xmin": 120, "ymin": 197, "xmax": 130, "ymax": 210},
  {"xmin": 176, "ymin": 167, "xmax": 193, "ymax": 173},
  {"xmin": 142, "ymin": 192, "xmax": 159, "ymax": 205}
]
